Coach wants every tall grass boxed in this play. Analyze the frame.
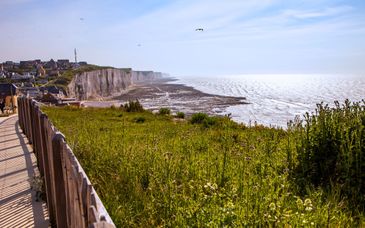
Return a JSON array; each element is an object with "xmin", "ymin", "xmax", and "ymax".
[
  {"xmin": 291, "ymin": 100, "xmax": 365, "ymax": 211},
  {"xmin": 43, "ymin": 101, "xmax": 365, "ymax": 227}
]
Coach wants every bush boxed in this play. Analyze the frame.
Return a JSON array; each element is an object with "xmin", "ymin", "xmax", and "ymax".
[
  {"xmin": 190, "ymin": 113, "xmax": 209, "ymax": 124},
  {"xmin": 176, "ymin": 112, "xmax": 185, "ymax": 119},
  {"xmin": 121, "ymin": 100, "xmax": 144, "ymax": 112},
  {"xmin": 292, "ymin": 100, "xmax": 365, "ymax": 208},
  {"xmin": 134, "ymin": 116, "xmax": 146, "ymax": 123},
  {"xmin": 158, "ymin": 108, "xmax": 171, "ymax": 115},
  {"xmin": 203, "ymin": 116, "xmax": 218, "ymax": 128}
]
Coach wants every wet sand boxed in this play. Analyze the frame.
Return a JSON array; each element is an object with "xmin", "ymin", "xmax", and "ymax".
[{"xmin": 83, "ymin": 78, "xmax": 248, "ymax": 116}]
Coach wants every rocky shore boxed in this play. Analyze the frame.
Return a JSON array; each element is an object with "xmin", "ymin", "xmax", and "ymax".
[{"xmin": 82, "ymin": 78, "xmax": 248, "ymax": 116}]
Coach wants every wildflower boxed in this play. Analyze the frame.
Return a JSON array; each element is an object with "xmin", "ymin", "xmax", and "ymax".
[
  {"xmin": 269, "ymin": 202, "xmax": 276, "ymax": 211},
  {"xmin": 304, "ymin": 198, "xmax": 312, "ymax": 206},
  {"xmin": 296, "ymin": 198, "xmax": 304, "ymax": 208}
]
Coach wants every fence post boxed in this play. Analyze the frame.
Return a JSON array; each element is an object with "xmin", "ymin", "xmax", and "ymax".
[
  {"xmin": 26, "ymin": 98, "xmax": 32, "ymax": 142},
  {"xmin": 17, "ymin": 97, "xmax": 22, "ymax": 129},
  {"xmin": 39, "ymin": 113, "xmax": 56, "ymax": 225},
  {"xmin": 34, "ymin": 106, "xmax": 44, "ymax": 177},
  {"xmin": 52, "ymin": 132, "xmax": 68, "ymax": 228}
]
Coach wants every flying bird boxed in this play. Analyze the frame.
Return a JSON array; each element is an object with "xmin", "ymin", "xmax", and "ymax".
[{"xmin": 195, "ymin": 28, "xmax": 204, "ymax": 32}]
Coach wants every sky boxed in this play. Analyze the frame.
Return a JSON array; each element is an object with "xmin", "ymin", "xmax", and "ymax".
[{"xmin": 0, "ymin": 0, "xmax": 364, "ymax": 76}]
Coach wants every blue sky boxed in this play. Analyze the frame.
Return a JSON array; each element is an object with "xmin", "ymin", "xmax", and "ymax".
[{"xmin": 0, "ymin": 0, "xmax": 364, "ymax": 76}]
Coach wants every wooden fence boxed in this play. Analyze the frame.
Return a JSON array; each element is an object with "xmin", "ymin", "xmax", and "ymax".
[{"xmin": 18, "ymin": 97, "xmax": 115, "ymax": 228}]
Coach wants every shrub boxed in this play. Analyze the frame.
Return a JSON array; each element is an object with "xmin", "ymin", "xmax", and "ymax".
[
  {"xmin": 292, "ymin": 100, "xmax": 365, "ymax": 209},
  {"xmin": 158, "ymin": 108, "xmax": 171, "ymax": 115},
  {"xmin": 134, "ymin": 116, "xmax": 146, "ymax": 123},
  {"xmin": 190, "ymin": 113, "xmax": 220, "ymax": 128},
  {"xmin": 203, "ymin": 116, "xmax": 218, "ymax": 128},
  {"xmin": 190, "ymin": 113, "xmax": 209, "ymax": 124},
  {"xmin": 121, "ymin": 100, "xmax": 144, "ymax": 112},
  {"xmin": 176, "ymin": 112, "xmax": 185, "ymax": 119}
]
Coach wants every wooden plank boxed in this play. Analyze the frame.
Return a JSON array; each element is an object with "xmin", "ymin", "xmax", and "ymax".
[
  {"xmin": 77, "ymin": 172, "xmax": 86, "ymax": 227},
  {"xmin": 23, "ymin": 98, "xmax": 28, "ymax": 136},
  {"xmin": 47, "ymin": 121, "xmax": 58, "ymax": 221},
  {"xmin": 70, "ymin": 159, "xmax": 80, "ymax": 227},
  {"xmin": 30, "ymin": 100, "xmax": 36, "ymax": 147},
  {"xmin": 88, "ymin": 206, "xmax": 99, "ymax": 224},
  {"xmin": 62, "ymin": 143, "xmax": 73, "ymax": 227},
  {"xmin": 35, "ymin": 109, "xmax": 44, "ymax": 179},
  {"xmin": 81, "ymin": 177, "xmax": 89, "ymax": 226},
  {"xmin": 91, "ymin": 193, "xmax": 98, "ymax": 210},
  {"xmin": 89, "ymin": 221, "xmax": 115, "ymax": 228},
  {"xmin": 34, "ymin": 105, "xmax": 44, "ymax": 175},
  {"xmin": 39, "ymin": 114, "xmax": 56, "ymax": 225},
  {"xmin": 17, "ymin": 98, "xmax": 22, "ymax": 129},
  {"xmin": 51, "ymin": 132, "xmax": 68, "ymax": 228},
  {"xmin": 67, "ymin": 148, "xmax": 82, "ymax": 227},
  {"xmin": 27, "ymin": 98, "xmax": 33, "ymax": 143}
]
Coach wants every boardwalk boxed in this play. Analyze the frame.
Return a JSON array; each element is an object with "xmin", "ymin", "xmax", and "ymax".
[{"xmin": 0, "ymin": 116, "xmax": 49, "ymax": 227}]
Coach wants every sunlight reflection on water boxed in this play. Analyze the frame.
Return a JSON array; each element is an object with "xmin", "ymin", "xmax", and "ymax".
[{"xmin": 175, "ymin": 74, "xmax": 365, "ymax": 128}]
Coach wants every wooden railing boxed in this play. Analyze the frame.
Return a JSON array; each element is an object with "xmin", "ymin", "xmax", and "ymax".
[{"xmin": 18, "ymin": 97, "xmax": 115, "ymax": 228}]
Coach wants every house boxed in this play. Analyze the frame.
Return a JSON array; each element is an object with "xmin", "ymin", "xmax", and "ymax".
[
  {"xmin": 44, "ymin": 59, "xmax": 58, "ymax": 70},
  {"xmin": 40, "ymin": 93, "xmax": 61, "ymax": 105},
  {"xmin": 0, "ymin": 83, "xmax": 18, "ymax": 113},
  {"xmin": 19, "ymin": 60, "xmax": 35, "ymax": 69},
  {"xmin": 78, "ymin": 61, "xmax": 88, "ymax": 66},
  {"xmin": 3, "ymin": 61, "xmax": 14, "ymax": 69},
  {"xmin": 47, "ymin": 70, "xmax": 60, "ymax": 77},
  {"xmin": 36, "ymin": 64, "xmax": 46, "ymax": 77},
  {"xmin": 57, "ymin": 59, "xmax": 71, "ymax": 69},
  {"xmin": 11, "ymin": 73, "xmax": 34, "ymax": 81},
  {"xmin": 39, "ymin": 86, "xmax": 65, "ymax": 98}
]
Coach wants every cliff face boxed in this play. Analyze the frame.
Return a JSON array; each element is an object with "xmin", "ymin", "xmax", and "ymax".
[
  {"xmin": 68, "ymin": 69, "xmax": 132, "ymax": 100},
  {"xmin": 131, "ymin": 71, "xmax": 163, "ymax": 83},
  {"xmin": 68, "ymin": 68, "xmax": 166, "ymax": 100}
]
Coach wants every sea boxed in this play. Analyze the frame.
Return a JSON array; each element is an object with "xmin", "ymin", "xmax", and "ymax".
[{"xmin": 174, "ymin": 74, "xmax": 365, "ymax": 128}]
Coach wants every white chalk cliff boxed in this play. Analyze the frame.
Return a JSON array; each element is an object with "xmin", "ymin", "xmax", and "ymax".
[{"xmin": 68, "ymin": 68, "xmax": 164, "ymax": 100}]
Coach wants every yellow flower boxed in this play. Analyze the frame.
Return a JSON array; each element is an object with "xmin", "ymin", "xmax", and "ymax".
[{"xmin": 269, "ymin": 202, "xmax": 276, "ymax": 211}]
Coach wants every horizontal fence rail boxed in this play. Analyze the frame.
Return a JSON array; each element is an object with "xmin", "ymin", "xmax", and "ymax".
[{"xmin": 18, "ymin": 97, "xmax": 115, "ymax": 228}]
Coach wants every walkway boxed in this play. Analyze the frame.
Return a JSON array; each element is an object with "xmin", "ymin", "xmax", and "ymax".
[{"xmin": 0, "ymin": 116, "xmax": 49, "ymax": 227}]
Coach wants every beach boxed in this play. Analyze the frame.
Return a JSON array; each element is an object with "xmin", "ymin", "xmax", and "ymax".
[{"xmin": 82, "ymin": 78, "xmax": 248, "ymax": 116}]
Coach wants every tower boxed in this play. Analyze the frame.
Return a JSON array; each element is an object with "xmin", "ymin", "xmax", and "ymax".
[{"xmin": 74, "ymin": 48, "xmax": 78, "ymax": 63}]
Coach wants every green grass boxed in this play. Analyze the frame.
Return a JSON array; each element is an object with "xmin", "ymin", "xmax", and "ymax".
[{"xmin": 42, "ymin": 102, "xmax": 365, "ymax": 227}]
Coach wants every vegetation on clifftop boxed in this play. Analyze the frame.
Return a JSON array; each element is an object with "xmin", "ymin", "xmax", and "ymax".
[
  {"xmin": 47, "ymin": 64, "xmax": 131, "ymax": 94},
  {"xmin": 43, "ymin": 100, "xmax": 365, "ymax": 227}
]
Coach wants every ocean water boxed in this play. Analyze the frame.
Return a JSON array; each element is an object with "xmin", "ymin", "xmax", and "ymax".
[{"xmin": 175, "ymin": 74, "xmax": 365, "ymax": 128}]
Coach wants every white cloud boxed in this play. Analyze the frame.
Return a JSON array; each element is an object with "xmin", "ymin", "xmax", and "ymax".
[{"xmin": 282, "ymin": 5, "xmax": 353, "ymax": 19}]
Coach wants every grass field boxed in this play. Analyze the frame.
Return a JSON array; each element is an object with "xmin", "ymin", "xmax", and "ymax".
[{"xmin": 43, "ymin": 101, "xmax": 365, "ymax": 227}]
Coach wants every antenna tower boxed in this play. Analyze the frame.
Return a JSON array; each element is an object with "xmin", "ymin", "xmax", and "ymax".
[{"xmin": 74, "ymin": 48, "xmax": 78, "ymax": 63}]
